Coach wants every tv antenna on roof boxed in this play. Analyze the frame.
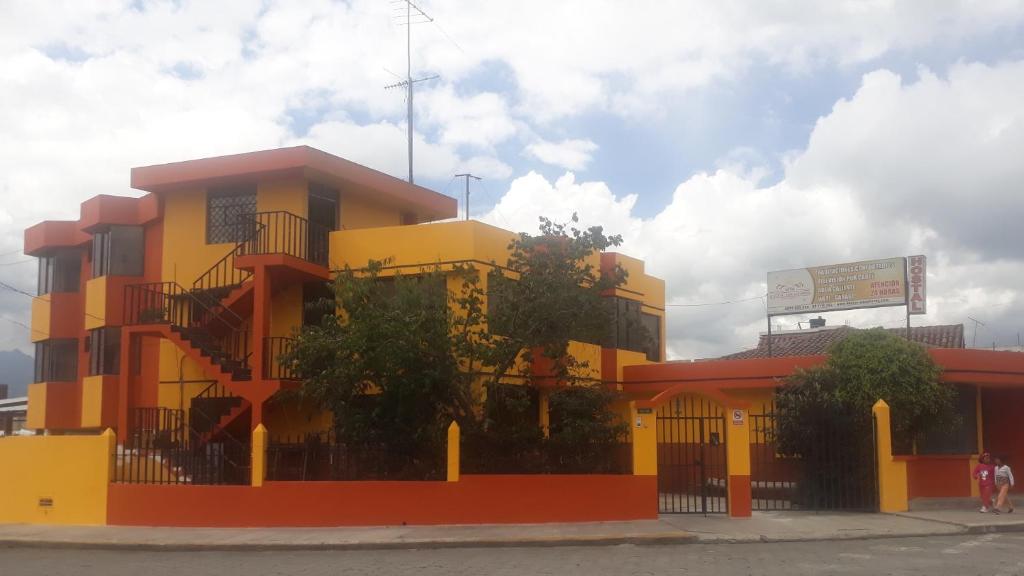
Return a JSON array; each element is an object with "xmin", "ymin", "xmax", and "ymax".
[
  {"xmin": 386, "ymin": 0, "xmax": 440, "ymax": 184},
  {"xmin": 968, "ymin": 316, "xmax": 986, "ymax": 348}
]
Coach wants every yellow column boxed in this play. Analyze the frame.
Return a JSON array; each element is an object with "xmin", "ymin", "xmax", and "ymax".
[
  {"xmin": 447, "ymin": 421, "xmax": 460, "ymax": 482},
  {"xmin": 631, "ymin": 402, "xmax": 657, "ymax": 476},
  {"xmin": 539, "ymin": 391, "xmax": 550, "ymax": 438},
  {"xmin": 873, "ymin": 400, "xmax": 908, "ymax": 513},
  {"xmin": 103, "ymin": 428, "xmax": 116, "ymax": 485},
  {"xmin": 251, "ymin": 424, "xmax": 268, "ymax": 487}
]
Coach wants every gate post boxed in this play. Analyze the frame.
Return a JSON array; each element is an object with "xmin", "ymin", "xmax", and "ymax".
[
  {"xmin": 725, "ymin": 405, "xmax": 752, "ymax": 517},
  {"xmin": 872, "ymin": 400, "xmax": 908, "ymax": 512},
  {"xmin": 251, "ymin": 424, "xmax": 267, "ymax": 487},
  {"xmin": 631, "ymin": 401, "xmax": 657, "ymax": 476}
]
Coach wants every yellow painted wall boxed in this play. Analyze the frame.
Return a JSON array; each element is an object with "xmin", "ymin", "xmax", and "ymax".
[
  {"xmin": 30, "ymin": 295, "xmax": 50, "ymax": 342},
  {"xmin": 726, "ymin": 408, "xmax": 751, "ymax": 476},
  {"xmin": 257, "ymin": 177, "xmax": 307, "ymax": 218},
  {"xmin": 84, "ymin": 276, "xmax": 107, "ymax": 330},
  {"xmin": 263, "ymin": 396, "xmax": 332, "ymax": 439},
  {"xmin": 271, "ymin": 283, "xmax": 303, "ymax": 338},
  {"xmin": 330, "ymin": 220, "xmax": 514, "ymax": 271},
  {"xmin": 568, "ymin": 340, "xmax": 602, "ymax": 381},
  {"xmin": 341, "ymin": 194, "xmax": 404, "ymax": 230},
  {"xmin": 0, "ymin": 431, "xmax": 114, "ymax": 525},
  {"xmin": 26, "ymin": 383, "xmax": 47, "ymax": 429}
]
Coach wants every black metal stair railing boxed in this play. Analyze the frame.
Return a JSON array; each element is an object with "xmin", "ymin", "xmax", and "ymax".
[
  {"xmin": 115, "ymin": 406, "xmax": 251, "ymax": 485},
  {"xmin": 263, "ymin": 336, "xmax": 299, "ymax": 380},
  {"xmin": 123, "ymin": 282, "xmax": 251, "ymax": 380}
]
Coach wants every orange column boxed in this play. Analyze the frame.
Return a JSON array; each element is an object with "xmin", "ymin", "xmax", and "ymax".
[
  {"xmin": 116, "ymin": 329, "xmax": 134, "ymax": 442},
  {"xmin": 250, "ymin": 266, "xmax": 271, "ymax": 427}
]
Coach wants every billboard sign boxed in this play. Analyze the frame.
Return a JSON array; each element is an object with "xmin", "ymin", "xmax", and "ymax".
[
  {"xmin": 767, "ymin": 257, "xmax": 908, "ymax": 316},
  {"xmin": 907, "ymin": 255, "xmax": 927, "ymax": 315}
]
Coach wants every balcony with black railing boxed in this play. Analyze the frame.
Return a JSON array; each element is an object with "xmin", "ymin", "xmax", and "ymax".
[
  {"xmin": 263, "ymin": 337, "xmax": 299, "ymax": 380},
  {"xmin": 238, "ymin": 211, "xmax": 331, "ymax": 267}
]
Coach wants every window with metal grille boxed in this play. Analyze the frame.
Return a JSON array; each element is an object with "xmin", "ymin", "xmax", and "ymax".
[{"xmin": 206, "ymin": 185, "xmax": 257, "ymax": 244}]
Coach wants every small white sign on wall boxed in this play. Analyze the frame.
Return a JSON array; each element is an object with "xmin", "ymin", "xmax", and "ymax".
[{"xmin": 732, "ymin": 409, "xmax": 745, "ymax": 426}]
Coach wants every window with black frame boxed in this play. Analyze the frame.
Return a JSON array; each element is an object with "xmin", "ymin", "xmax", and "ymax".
[
  {"xmin": 603, "ymin": 296, "xmax": 662, "ymax": 362},
  {"xmin": 37, "ymin": 250, "xmax": 81, "ymax": 295},
  {"xmin": 91, "ymin": 226, "xmax": 144, "ymax": 278},
  {"xmin": 33, "ymin": 339, "xmax": 78, "ymax": 382},
  {"xmin": 206, "ymin": 185, "xmax": 257, "ymax": 244},
  {"xmin": 88, "ymin": 327, "xmax": 121, "ymax": 376}
]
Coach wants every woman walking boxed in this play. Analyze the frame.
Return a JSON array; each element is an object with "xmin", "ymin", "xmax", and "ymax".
[{"xmin": 993, "ymin": 455, "xmax": 1014, "ymax": 514}]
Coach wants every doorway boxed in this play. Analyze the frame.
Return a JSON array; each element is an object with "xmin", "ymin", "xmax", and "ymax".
[{"xmin": 307, "ymin": 183, "xmax": 338, "ymax": 265}]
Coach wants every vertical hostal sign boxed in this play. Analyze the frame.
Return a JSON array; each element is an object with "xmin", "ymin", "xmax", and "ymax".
[{"xmin": 907, "ymin": 255, "xmax": 927, "ymax": 315}]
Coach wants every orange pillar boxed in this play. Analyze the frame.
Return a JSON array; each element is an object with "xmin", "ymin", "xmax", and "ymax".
[
  {"xmin": 116, "ymin": 329, "xmax": 135, "ymax": 442},
  {"xmin": 250, "ymin": 266, "xmax": 271, "ymax": 427}
]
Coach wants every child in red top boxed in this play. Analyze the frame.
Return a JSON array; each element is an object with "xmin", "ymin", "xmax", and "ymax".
[{"xmin": 973, "ymin": 453, "xmax": 995, "ymax": 512}]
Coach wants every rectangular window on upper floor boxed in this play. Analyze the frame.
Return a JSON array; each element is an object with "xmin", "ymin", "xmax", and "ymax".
[
  {"xmin": 603, "ymin": 296, "xmax": 661, "ymax": 362},
  {"xmin": 87, "ymin": 327, "xmax": 121, "ymax": 376},
  {"xmin": 207, "ymin": 185, "xmax": 257, "ymax": 244},
  {"xmin": 37, "ymin": 250, "xmax": 81, "ymax": 295},
  {"xmin": 92, "ymin": 225, "xmax": 144, "ymax": 278},
  {"xmin": 33, "ymin": 339, "xmax": 78, "ymax": 382}
]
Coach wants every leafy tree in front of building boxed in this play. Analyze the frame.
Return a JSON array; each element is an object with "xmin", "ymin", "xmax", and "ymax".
[
  {"xmin": 282, "ymin": 216, "xmax": 635, "ymax": 478},
  {"xmin": 774, "ymin": 329, "xmax": 958, "ymax": 507}
]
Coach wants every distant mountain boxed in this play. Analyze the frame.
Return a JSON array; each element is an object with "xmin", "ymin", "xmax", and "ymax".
[{"xmin": 0, "ymin": 349, "xmax": 33, "ymax": 398}]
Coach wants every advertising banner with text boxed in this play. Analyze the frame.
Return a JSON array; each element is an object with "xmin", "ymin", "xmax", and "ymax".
[{"xmin": 767, "ymin": 257, "xmax": 908, "ymax": 316}]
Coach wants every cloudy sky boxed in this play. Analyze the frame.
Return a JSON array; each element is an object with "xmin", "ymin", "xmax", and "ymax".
[{"xmin": 2, "ymin": 0, "xmax": 1024, "ymax": 358}]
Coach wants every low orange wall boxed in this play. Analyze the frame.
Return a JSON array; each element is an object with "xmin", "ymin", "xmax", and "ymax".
[
  {"xmin": 107, "ymin": 475, "xmax": 657, "ymax": 527},
  {"xmin": 900, "ymin": 456, "xmax": 972, "ymax": 499}
]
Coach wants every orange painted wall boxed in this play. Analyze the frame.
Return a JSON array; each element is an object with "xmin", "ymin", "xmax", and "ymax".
[
  {"xmin": 107, "ymin": 475, "xmax": 657, "ymax": 527},
  {"xmin": 902, "ymin": 456, "xmax": 972, "ymax": 499},
  {"xmin": 982, "ymin": 388, "xmax": 1024, "ymax": 493}
]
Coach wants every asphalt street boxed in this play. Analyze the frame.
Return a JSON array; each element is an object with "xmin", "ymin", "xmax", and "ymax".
[{"xmin": 2, "ymin": 533, "xmax": 1023, "ymax": 575}]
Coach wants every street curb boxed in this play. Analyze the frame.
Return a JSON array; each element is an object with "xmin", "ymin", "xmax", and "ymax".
[
  {"xmin": 0, "ymin": 533, "xmax": 697, "ymax": 552},
  {"xmin": 693, "ymin": 529, "xmax": 969, "ymax": 545}
]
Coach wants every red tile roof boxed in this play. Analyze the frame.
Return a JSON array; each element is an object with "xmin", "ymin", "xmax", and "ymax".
[{"xmin": 721, "ymin": 324, "xmax": 965, "ymax": 360}]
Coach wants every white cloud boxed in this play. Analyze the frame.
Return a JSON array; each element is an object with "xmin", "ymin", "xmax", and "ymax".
[
  {"xmin": 524, "ymin": 138, "xmax": 598, "ymax": 171},
  {"xmin": 482, "ymin": 60, "xmax": 1024, "ymax": 358}
]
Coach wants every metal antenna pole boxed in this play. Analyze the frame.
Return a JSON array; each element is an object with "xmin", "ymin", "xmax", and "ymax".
[
  {"xmin": 455, "ymin": 173, "xmax": 480, "ymax": 220},
  {"xmin": 385, "ymin": 0, "xmax": 439, "ymax": 184},
  {"xmin": 968, "ymin": 316, "xmax": 985, "ymax": 348},
  {"xmin": 406, "ymin": 0, "xmax": 413, "ymax": 183}
]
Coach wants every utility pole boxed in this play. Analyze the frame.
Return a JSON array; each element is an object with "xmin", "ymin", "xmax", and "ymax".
[
  {"xmin": 386, "ymin": 0, "xmax": 439, "ymax": 184},
  {"xmin": 968, "ymin": 316, "xmax": 985, "ymax": 348},
  {"xmin": 454, "ymin": 173, "xmax": 480, "ymax": 221}
]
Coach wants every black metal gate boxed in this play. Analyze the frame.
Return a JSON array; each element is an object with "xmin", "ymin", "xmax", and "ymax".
[
  {"xmin": 750, "ymin": 404, "xmax": 877, "ymax": 512},
  {"xmin": 657, "ymin": 396, "xmax": 727, "ymax": 514}
]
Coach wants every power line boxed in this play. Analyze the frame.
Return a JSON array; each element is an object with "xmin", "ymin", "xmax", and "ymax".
[
  {"xmin": 0, "ymin": 281, "xmax": 108, "ymax": 323},
  {"xmin": 666, "ymin": 295, "xmax": 766, "ymax": 308}
]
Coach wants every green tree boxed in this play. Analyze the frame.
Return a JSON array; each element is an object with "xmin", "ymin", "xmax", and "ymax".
[
  {"xmin": 775, "ymin": 328, "xmax": 957, "ymax": 458},
  {"xmin": 281, "ymin": 261, "xmax": 484, "ymax": 479},
  {"xmin": 484, "ymin": 214, "xmax": 626, "ymax": 386}
]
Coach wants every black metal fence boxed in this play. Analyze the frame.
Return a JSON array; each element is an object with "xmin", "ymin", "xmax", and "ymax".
[
  {"xmin": 266, "ymin": 432, "xmax": 444, "ymax": 481},
  {"xmin": 750, "ymin": 405, "xmax": 878, "ymax": 512},
  {"xmin": 114, "ymin": 407, "xmax": 251, "ymax": 485}
]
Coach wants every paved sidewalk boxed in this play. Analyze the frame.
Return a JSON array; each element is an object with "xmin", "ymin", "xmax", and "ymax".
[
  {"xmin": 2, "ymin": 509, "xmax": 1021, "ymax": 550},
  {"xmin": 0, "ymin": 520, "xmax": 693, "ymax": 551}
]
